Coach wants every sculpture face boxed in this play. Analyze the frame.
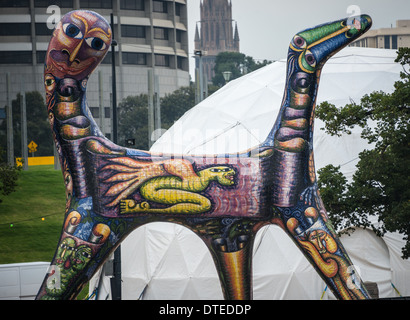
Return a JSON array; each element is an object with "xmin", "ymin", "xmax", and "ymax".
[
  {"xmin": 46, "ymin": 10, "xmax": 111, "ymax": 81},
  {"xmin": 204, "ymin": 166, "xmax": 236, "ymax": 186},
  {"xmin": 36, "ymin": 10, "xmax": 373, "ymax": 300}
]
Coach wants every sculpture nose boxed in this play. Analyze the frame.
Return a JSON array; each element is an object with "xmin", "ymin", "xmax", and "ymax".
[{"xmin": 69, "ymin": 40, "xmax": 84, "ymax": 64}]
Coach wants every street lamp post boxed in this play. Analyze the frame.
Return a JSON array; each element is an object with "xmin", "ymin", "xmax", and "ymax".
[
  {"xmin": 111, "ymin": 14, "xmax": 118, "ymax": 145},
  {"xmin": 223, "ymin": 71, "xmax": 232, "ymax": 84},
  {"xmin": 110, "ymin": 13, "xmax": 121, "ymax": 301},
  {"xmin": 194, "ymin": 50, "xmax": 206, "ymax": 102}
]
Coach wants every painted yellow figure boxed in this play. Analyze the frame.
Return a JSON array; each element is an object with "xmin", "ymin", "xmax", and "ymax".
[
  {"xmin": 102, "ymin": 157, "xmax": 236, "ymax": 215},
  {"xmin": 287, "ymin": 212, "xmax": 367, "ymax": 300}
]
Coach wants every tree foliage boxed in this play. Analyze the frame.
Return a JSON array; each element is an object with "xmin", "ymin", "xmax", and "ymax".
[
  {"xmin": 160, "ymin": 86, "xmax": 196, "ymax": 130},
  {"xmin": 0, "ymin": 146, "xmax": 21, "ymax": 204},
  {"xmin": 117, "ymin": 86, "xmax": 196, "ymax": 150},
  {"xmin": 316, "ymin": 48, "xmax": 410, "ymax": 258},
  {"xmin": 117, "ymin": 94, "xmax": 149, "ymax": 150},
  {"xmin": 0, "ymin": 91, "xmax": 53, "ymax": 157},
  {"xmin": 212, "ymin": 52, "xmax": 272, "ymax": 86}
]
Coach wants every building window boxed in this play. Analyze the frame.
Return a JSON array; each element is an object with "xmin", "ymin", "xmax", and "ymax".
[
  {"xmin": 36, "ymin": 51, "xmax": 46, "ymax": 64},
  {"xmin": 392, "ymin": 35, "xmax": 398, "ymax": 49},
  {"xmin": 122, "ymin": 52, "xmax": 147, "ymax": 65},
  {"xmin": 177, "ymin": 56, "xmax": 184, "ymax": 69},
  {"xmin": 120, "ymin": 0, "xmax": 144, "ymax": 10},
  {"xmin": 154, "ymin": 27, "xmax": 168, "ymax": 40},
  {"xmin": 121, "ymin": 25, "xmax": 146, "ymax": 38},
  {"xmin": 35, "ymin": 23, "xmax": 53, "ymax": 36},
  {"xmin": 176, "ymin": 29, "xmax": 182, "ymax": 43},
  {"xmin": 0, "ymin": 51, "xmax": 32, "ymax": 64},
  {"xmin": 384, "ymin": 35, "xmax": 390, "ymax": 49},
  {"xmin": 210, "ymin": 24, "xmax": 214, "ymax": 41},
  {"xmin": 155, "ymin": 54, "xmax": 169, "ymax": 67},
  {"xmin": 175, "ymin": 3, "xmax": 181, "ymax": 16},
  {"xmin": 80, "ymin": 0, "xmax": 112, "ymax": 9},
  {"xmin": 101, "ymin": 52, "xmax": 119, "ymax": 65},
  {"xmin": 105, "ymin": 107, "xmax": 110, "ymax": 118},
  {"xmin": 34, "ymin": 0, "xmax": 73, "ymax": 7},
  {"xmin": 0, "ymin": 23, "xmax": 31, "ymax": 36},
  {"xmin": 153, "ymin": 0, "xmax": 167, "ymax": 13},
  {"xmin": 90, "ymin": 107, "xmax": 99, "ymax": 118},
  {"xmin": 0, "ymin": 0, "xmax": 29, "ymax": 7}
]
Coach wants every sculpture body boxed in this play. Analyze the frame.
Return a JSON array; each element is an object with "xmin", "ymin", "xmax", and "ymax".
[{"xmin": 36, "ymin": 10, "xmax": 372, "ymax": 300}]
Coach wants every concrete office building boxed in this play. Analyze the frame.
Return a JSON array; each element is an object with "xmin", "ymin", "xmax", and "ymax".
[
  {"xmin": 350, "ymin": 19, "xmax": 410, "ymax": 50},
  {"xmin": 0, "ymin": 0, "xmax": 190, "ymax": 140}
]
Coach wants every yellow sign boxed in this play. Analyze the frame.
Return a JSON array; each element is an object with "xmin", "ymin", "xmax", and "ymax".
[
  {"xmin": 28, "ymin": 140, "xmax": 38, "ymax": 153},
  {"xmin": 16, "ymin": 157, "xmax": 23, "ymax": 167}
]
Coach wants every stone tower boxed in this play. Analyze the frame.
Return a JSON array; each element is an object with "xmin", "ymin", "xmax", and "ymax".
[{"xmin": 195, "ymin": 0, "xmax": 240, "ymax": 82}]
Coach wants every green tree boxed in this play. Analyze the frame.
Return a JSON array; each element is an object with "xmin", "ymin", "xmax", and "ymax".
[
  {"xmin": 117, "ymin": 94, "xmax": 149, "ymax": 150},
  {"xmin": 0, "ymin": 146, "xmax": 21, "ymax": 204},
  {"xmin": 0, "ymin": 91, "xmax": 53, "ymax": 158},
  {"xmin": 316, "ymin": 48, "xmax": 410, "ymax": 258},
  {"xmin": 117, "ymin": 86, "xmax": 196, "ymax": 150},
  {"xmin": 26, "ymin": 91, "xmax": 54, "ymax": 156},
  {"xmin": 160, "ymin": 86, "xmax": 195, "ymax": 129},
  {"xmin": 212, "ymin": 52, "xmax": 272, "ymax": 86}
]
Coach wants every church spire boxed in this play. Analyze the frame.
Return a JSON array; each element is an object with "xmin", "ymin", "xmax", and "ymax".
[
  {"xmin": 196, "ymin": 0, "xmax": 240, "ymax": 81},
  {"xmin": 195, "ymin": 23, "xmax": 200, "ymax": 46},
  {"xmin": 234, "ymin": 22, "xmax": 240, "ymax": 51}
]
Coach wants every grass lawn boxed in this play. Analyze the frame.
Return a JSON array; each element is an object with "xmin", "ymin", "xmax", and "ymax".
[
  {"xmin": 0, "ymin": 165, "xmax": 93, "ymax": 299},
  {"xmin": 0, "ymin": 165, "xmax": 66, "ymax": 264}
]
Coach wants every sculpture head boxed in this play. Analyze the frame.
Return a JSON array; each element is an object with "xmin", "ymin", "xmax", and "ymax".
[
  {"xmin": 289, "ymin": 15, "xmax": 372, "ymax": 73},
  {"xmin": 203, "ymin": 166, "xmax": 236, "ymax": 186},
  {"xmin": 45, "ymin": 10, "xmax": 112, "ymax": 82}
]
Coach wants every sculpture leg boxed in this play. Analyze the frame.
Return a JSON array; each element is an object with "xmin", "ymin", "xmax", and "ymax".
[
  {"xmin": 266, "ymin": 14, "xmax": 374, "ymax": 299},
  {"xmin": 276, "ymin": 204, "xmax": 370, "ymax": 300},
  {"xmin": 210, "ymin": 236, "xmax": 253, "ymax": 300},
  {"xmin": 36, "ymin": 222, "xmax": 115, "ymax": 300}
]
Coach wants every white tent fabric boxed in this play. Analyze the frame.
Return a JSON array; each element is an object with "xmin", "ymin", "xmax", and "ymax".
[{"xmin": 90, "ymin": 47, "xmax": 409, "ymax": 300}]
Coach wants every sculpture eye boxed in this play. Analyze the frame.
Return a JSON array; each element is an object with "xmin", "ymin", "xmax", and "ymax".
[
  {"xmin": 44, "ymin": 74, "xmax": 55, "ymax": 89},
  {"xmin": 304, "ymin": 51, "xmax": 316, "ymax": 67},
  {"xmin": 292, "ymin": 35, "xmax": 306, "ymax": 49},
  {"xmin": 85, "ymin": 37, "xmax": 107, "ymax": 51},
  {"xmin": 63, "ymin": 23, "xmax": 83, "ymax": 39},
  {"xmin": 79, "ymin": 251, "xmax": 91, "ymax": 258},
  {"xmin": 45, "ymin": 78, "xmax": 54, "ymax": 86}
]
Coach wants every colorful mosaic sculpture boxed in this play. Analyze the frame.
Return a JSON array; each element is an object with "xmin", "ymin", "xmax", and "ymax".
[{"xmin": 36, "ymin": 10, "xmax": 372, "ymax": 300}]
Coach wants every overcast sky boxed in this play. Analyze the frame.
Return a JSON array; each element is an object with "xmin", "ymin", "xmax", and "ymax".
[{"xmin": 187, "ymin": 0, "xmax": 410, "ymax": 76}]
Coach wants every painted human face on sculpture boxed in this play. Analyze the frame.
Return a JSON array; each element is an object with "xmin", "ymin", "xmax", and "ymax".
[
  {"xmin": 308, "ymin": 229, "xmax": 338, "ymax": 254},
  {"xmin": 56, "ymin": 237, "xmax": 76, "ymax": 268},
  {"xmin": 46, "ymin": 10, "xmax": 111, "ymax": 81},
  {"xmin": 71, "ymin": 245, "xmax": 92, "ymax": 271}
]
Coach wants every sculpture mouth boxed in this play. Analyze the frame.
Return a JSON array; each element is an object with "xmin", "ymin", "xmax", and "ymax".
[
  {"xmin": 56, "ymin": 78, "xmax": 82, "ymax": 100},
  {"xmin": 223, "ymin": 172, "xmax": 235, "ymax": 183},
  {"xmin": 49, "ymin": 49, "xmax": 96, "ymax": 76}
]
